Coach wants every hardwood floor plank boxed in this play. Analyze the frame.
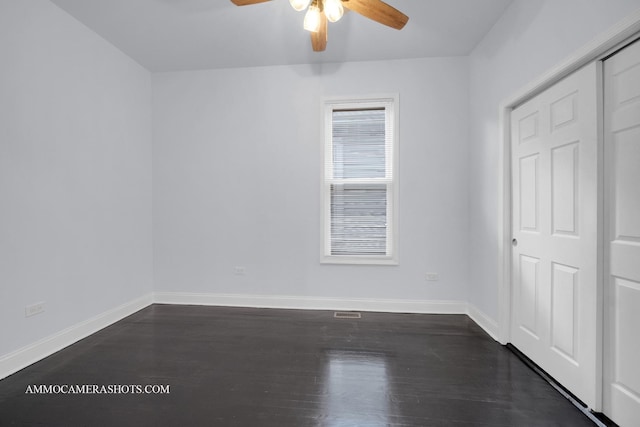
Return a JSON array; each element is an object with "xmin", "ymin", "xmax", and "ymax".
[{"xmin": 0, "ymin": 305, "xmax": 595, "ymax": 426}]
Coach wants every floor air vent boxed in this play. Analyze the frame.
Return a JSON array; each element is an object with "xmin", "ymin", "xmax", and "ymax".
[{"xmin": 334, "ymin": 312, "xmax": 361, "ymax": 319}]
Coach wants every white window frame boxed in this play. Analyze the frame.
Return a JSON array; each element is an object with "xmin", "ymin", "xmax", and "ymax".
[{"xmin": 320, "ymin": 94, "xmax": 399, "ymax": 265}]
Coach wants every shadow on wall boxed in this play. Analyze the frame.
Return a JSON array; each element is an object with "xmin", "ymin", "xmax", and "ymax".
[
  {"xmin": 291, "ymin": 62, "xmax": 346, "ymax": 77},
  {"xmin": 286, "ymin": 18, "xmax": 354, "ymax": 77}
]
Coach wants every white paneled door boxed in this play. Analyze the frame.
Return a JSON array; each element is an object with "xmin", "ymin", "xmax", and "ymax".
[
  {"xmin": 510, "ymin": 63, "xmax": 599, "ymax": 409},
  {"xmin": 604, "ymin": 39, "xmax": 640, "ymax": 427}
]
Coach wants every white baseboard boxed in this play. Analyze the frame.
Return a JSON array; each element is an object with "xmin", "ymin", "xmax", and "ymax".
[
  {"xmin": 0, "ymin": 292, "xmax": 500, "ymax": 381},
  {"xmin": 156, "ymin": 292, "xmax": 502, "ymax": 338},
  {"xmin": 467, "ymin": 303, "xmax": 499, "ymax": 341},
  {"xmin": 154, "ymin": 292, "xmax": 468, "ymax": 315},
  {"xmin": 0, "ymin": 293, "xmax": 153, "ymax": 380}
]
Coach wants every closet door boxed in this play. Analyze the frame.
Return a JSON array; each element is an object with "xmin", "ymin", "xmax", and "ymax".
[
  {"xmin": 604, "ymin": 39, "xmax": 640, "ymax": 427},
  {"xmin": 510, "ymin": 62, "xmax": 599, "ymax": 409}
]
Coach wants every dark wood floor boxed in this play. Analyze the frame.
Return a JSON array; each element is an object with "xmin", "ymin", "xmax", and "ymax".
[{"xmin": 0, "ymin": 305, "xmax": 595, "ymax": 426}]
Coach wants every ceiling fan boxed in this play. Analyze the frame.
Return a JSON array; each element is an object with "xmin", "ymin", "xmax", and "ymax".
[{"xmin": 230, "ymin": 0, "xmax": 409, "ymax": 52}]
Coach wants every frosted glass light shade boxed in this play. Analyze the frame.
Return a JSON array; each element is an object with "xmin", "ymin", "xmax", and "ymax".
[
  {"xmin": 303, "ymin": 4, "xmax": 321, "ymax": 32},
  {"xmin": 324, "ymin": 0, "xmax": 344, "ymax": 23},
  {"xmin": 289, "ymin": 0, "xmax": 311, "ymax": 12}
]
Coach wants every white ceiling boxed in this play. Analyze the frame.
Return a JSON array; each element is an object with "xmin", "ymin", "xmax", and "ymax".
[{"xmin": 50, "ymin": 0, "xmax": 513, "ymax": 72}]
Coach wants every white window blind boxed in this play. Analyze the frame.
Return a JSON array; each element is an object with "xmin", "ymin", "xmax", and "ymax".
[{"xmin": 322, "ymin": 97, "xmax": 398, "ymax": 265}]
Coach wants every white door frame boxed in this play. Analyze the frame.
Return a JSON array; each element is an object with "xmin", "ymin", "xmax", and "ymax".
[{"xmin": 496, "ymin": 8, "xmax": 640, "ymax": 411}]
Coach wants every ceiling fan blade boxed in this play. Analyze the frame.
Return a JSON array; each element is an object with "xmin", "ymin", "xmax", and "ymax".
[
  {"xmin": 230, "ymin": 0, "xmax": 271, "ymax": 5},
  {"xmin": 311, "ymin": 13, "xmax": 328, "ymax": 52},
  {"xmin": 342, "ymin": 0, "xmax": 408, "ymax": 30}
]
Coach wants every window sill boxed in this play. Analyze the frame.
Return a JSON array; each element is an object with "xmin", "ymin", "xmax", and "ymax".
[{"xmin": 320, "ymin": 255, "xmax": 398, "ymax": 266}]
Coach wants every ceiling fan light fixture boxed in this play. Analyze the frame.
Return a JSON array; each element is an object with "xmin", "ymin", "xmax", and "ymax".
[
  {"xmin": 324, "ymin": 0, "xmax": 344, "ymax": 23},
  {"xmin": 303, "ymin": 3, "xmax": 321, "ymax": 32},
  {"xmin": 289, "ymin": 0, "xmax": 311, "ymax": 12},
  {"xmin": 231, "ymin": 0, "xmax": 409, "ymax": 52}
]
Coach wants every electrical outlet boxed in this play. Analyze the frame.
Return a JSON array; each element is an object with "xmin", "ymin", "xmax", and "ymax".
[
  {"xmin": 425, "ymin": 273, "xmax": 440, "ymax": 282},
  {"xmin": 25, "ymin": 302, "xmax": 45, "ymax": 317},
  {"xmin": 234, "ymin": 266, "xmax": 246, "ymax": 276}
]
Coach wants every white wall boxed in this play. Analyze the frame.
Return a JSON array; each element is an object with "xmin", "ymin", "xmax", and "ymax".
[
  {"xmin": 0, "ymin": 0, "xmax": 153, "ymax": 357},
  {"xmin": 468, "ymin": 0, "xmax": 640, "ymax": 320},
  {"xmin": 9, "ymin": 0, "xmax": 635, "ymax": 363},
  {"xmin": 153, "ymin": 57, "xmax": 470, "ymax": 304}
]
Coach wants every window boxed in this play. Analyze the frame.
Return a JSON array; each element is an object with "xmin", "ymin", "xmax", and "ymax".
[{"xmin": 321, "ymin": 96, "xmax": 398, "ymax": 265}]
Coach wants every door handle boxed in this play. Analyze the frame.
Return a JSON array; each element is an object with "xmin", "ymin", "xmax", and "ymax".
[{"xmin": 512, "ymin": 238, "xmax": 518, "ymax": 247}]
